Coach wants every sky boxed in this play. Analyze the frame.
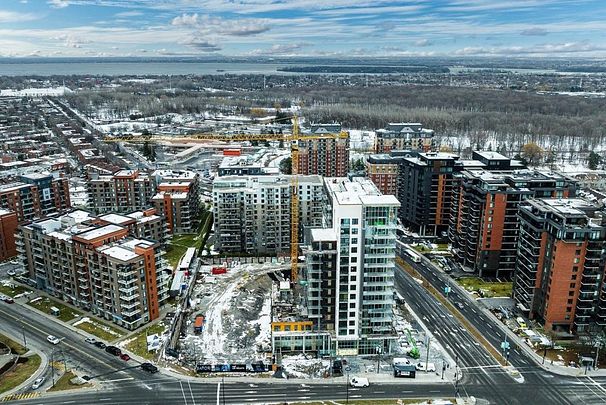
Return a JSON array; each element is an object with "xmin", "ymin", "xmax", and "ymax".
[{"xmin": 1, "ymin": 0, "xmax": 606, "ymax": 58}]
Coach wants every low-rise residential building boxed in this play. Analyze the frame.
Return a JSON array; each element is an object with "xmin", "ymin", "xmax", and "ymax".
[
  {"xmin": 303, "ymin": 177, "xmax": 400, "ymax": 355},
  {"xmin": 374, "ymin": 123, "xmax": 435, "ymax": 154},
  {"xmin": 212, "ymin": 175, "xmax": 323, "ymax": 255},
  {"xmin": 513, "ymin": 198, "xmax": 606, "ymax": 334},
  {"xmin": 16, "ymin": 210, "xmax": 170, "ymax": 330}
]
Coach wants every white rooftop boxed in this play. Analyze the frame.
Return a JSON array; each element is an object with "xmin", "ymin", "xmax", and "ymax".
[
  {"xmin": 99, "ymin": 213, "xmax": 134, "ymax": 225},
  {"xmin": 324, "ymin": 177, "xmax": 400, "ymax": 207},
  {"xmin": 99, "ymin": 245, "xmax": 139, "ymax": 262},
  {"xmin": 76, "ymin": 224, "xmax": 124, "ymax": 241}
]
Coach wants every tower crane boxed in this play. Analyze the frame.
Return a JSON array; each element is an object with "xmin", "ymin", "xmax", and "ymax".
[{"xmin": 102, "ymin": 117, "xmax": 348, "ymax": 283}]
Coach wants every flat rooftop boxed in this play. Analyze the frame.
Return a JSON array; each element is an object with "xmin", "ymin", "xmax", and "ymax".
[
  {"xmin": 324, "ymin": 177, "xmax": 400, "ymax": 207},
  {"xmin": 99, "ymin": 213, "xmax": 134, "ymax": 225},
  {"xmin": 75, "ymin": 224, "xmax": 124, "ymax": 241}
]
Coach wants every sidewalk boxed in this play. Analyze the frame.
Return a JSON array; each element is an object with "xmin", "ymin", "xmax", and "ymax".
[{"xmin": 430, "ymin": 256, "xmax": 606, "ymax": 378}]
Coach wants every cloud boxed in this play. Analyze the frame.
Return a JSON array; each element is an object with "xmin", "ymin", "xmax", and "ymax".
[
  {"xmin": 414, "ymin": 39, "xmax": 432, "ymax": 47},
  {"xmin": 183, "ymin": 36, "xmax": 221, "ymax": 52},
  {"xmin": 0, "ymin": 10, "xmax": 40, "ymax": 23},
  {"xmin": 48, "ymin": 0, "xmax": 70, "ymax": 8},
  {"xmin": 454, "ymin": 41, "xmax": 606, "ymax": 56},
  {"xmin": 115, "ymin": 11, "xmax": 144, "ymax": 18},
  {"xmin": 172, "ymin": 13, "xmax": 270, "ymax": 37},
  {"xmin": 520, "ymin": 27, "xmax": 548, "ymax": 36},
  {"xmin": 248, "ymin": 43, "xmax": 310, "ymax": 55},
  {"xmin": 53, "ymin": 33, "xmax": 92, "ymax": 48}
]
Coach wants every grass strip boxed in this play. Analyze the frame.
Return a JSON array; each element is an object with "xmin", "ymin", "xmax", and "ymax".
[
  {"xmin": 0, "ymin": 333, "xmax": 27, "ymax": 355},
  {"xmin": 27, "ymin": 297, "xmax": 83, "ymax": 323},
  {"xmin": 0, "ymin": 355, "xmax": 41, "ymax": 394},
  {"xmin": 48, "ymin": 371, "xmax": 92, "ymax": 392},
  {"xmin": 75, "ymin": 320, "xmax": 124, "ymax": 342},
  {"xmin": 124, "ymin": 322, "xmax": 166, "ymax": 360}
]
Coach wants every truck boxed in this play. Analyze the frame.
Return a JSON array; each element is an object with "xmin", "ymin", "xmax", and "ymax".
[{"xmin": 194, "ymin": 315, "xmax": 205, "ymax": 333}]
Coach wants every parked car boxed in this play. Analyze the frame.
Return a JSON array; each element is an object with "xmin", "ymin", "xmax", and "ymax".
[
  {"xmin": 105, "ymin": 346, "xmax": 121, "ymax": 356},
  {"xmin": 416, "ymin": 362, "xmax": 436, "ymax": 372},
  {"xmin": 141, "ymin": 362, "xmax": 159, "ymax": 373},
  {"xmin": 349, "ymin": 377, "xmax": 369, "ymax": 387},
  {"xmin": 94, "ymin": 341, "xmax": 107, "ymax": 349},
  {"xmin": 85, "ymin": 337, "xmax": 96, "ymax": 344},
  {"xmin": 457, "ymin": 302, "xmax": 465, "ymax": 309},
  {"xmin": 47, "ymin": 335, "xmax": 60, "ymax": 345},
  {"xmin": 31, "ymin": 377, "xmax": 45, "ymax": 390},
  {"xmin": 120, "ymin": 353, "xmax": 131, "ymax": 361},
  {"xmin": 7, "ymin": 269, "xmax": 16, "ymax": 276}
]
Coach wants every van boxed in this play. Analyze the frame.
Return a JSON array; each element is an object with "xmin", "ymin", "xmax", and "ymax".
[{"xmin": 349, "ymin": 377, "xmax": 369, "ymax": 387}]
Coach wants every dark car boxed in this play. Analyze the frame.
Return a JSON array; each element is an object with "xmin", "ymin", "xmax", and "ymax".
[
  {"xmin": 333, "ymin": 360, "xmax": 343, "ymax": 377},
  {"xmin": 120, "ymin": 353, "xmax": 130, "ymax": 361},
  {"xmin": 141, "ymin": 362, "xmax": 159, "ymax": 373},
  {"xmin": 94, "ymin": 341, "xmax": 107, "ymax": 349},
  {"xmin": 105, "ymin": 346, "xmax": 121, "ymax": 356}
]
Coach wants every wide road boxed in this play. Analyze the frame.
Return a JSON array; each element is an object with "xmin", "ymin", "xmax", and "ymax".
[
  {"xmin": 396, "ymin": 254, "xmax": 606, "ymax": 404},
  {"xmin": 0, "ymin": 301, "xmax": 171, "ymax": 393}
]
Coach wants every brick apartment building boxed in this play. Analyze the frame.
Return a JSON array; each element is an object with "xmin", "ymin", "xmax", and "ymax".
[
  {"xmin": 513, "ymin": 198, "xmax": 606, "ymax": 334},
  {"xmin": 366, "ymin": 154, "xmax": 399, "ymax": 196},
  {"xmin": 297, "ymin": 124, "xmax": 350, "ymax": 178},
  {"xmin": 374, "ymin": 123, "xmax": 435, "ymax": 154},
  {"xmin": 151, "ymin": 170, "xmax": 201, "ymax": 234},
  {"xmin": 17, "ymin": 210, "xmax": 170, "ymax": 330},
  {"xmin": 0, "ymin": 209, "xmax": 18, "ymax": 261},
  {"xmin": 449, "ymin": 163, "xmax": 577, "ymax": 279},
  {"xmin": 0, "ymin": 173, "xmax": 71, "ymax": 222},
  {"xmin": 88, "ymin": 170, "xmax": 155, "ymax": 214},
  {"xmin": 88, "ymin": 169, "xmax": 201, "ymax": 234}
]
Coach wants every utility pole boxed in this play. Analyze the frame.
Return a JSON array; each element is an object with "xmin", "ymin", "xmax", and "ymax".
[
  {"xmin": 50, "ymin": 348, "xmax": 55, "ymax": 387},
  {"xmin": 376, "ymin": 345, "xmax": 381, "ymax": 373},
  {"xmin": 345, "ymin": 366, "xmax": 350, "ymax": 405},
  {"xmin": 20, "ymin": 318, "xmax": 27, "ymax": 349}
]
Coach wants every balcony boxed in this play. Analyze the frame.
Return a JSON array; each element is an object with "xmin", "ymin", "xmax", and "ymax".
[{"xmin": 119, "ymin": 285, "xmax": 138, "ymax": 295}]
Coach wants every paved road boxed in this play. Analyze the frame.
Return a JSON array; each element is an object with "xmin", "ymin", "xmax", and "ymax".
[
  {"xmin": 0, "ymin": 301, "xmax": 166, "ymax": 394},
  {"xmin": 396, "ymin": 255, "xmax": 606, "ymax": 405},
  {"xmin": 5, "ymin": 258, "xmax": 606, "ymax": 404}
]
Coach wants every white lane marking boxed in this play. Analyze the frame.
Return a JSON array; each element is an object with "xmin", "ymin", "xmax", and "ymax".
[
  {"xmin": 104, "ymin": 377, "xmax": 135, "ymax": 383},
  {"xmin": 179, "ymin": 380, "xmax": 188, "ymax": 405},
  {"xmin": 187, "ymin": 380, "xmax": 196, "ymax": 405}
]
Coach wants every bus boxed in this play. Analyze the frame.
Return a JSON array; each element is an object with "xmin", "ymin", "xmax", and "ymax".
[{"xmin": 404, "ymin": 247, "xmax": 422, "ymax": 263}]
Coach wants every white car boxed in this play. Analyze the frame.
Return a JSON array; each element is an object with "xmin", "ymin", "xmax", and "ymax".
[
  {"xmin": 7, "ymin": 269, "xmax": 16, "ymax": 276},
  {"xmin": 416, "ymin": 362, "xmax": 436, "ymax": 372},
  {"xmin": 47, "ymin": 335, "xmax": 60, "ymax": 345},
  {"xmin": 31, "ymin": 377, "xmax": 45, "ymax": 390},
  {"xmin": 349, "ymin": 377, "xmax": 369, "ymax": 387}
]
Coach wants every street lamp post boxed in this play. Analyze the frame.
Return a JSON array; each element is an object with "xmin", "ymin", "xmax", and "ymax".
[
  {"xmin": 376, "ymin": 345, "xmax": 381, "ymax": 373},
  {"xmin": 345, "ymin": 365, "xmax": 351, "ymax": 405}
]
